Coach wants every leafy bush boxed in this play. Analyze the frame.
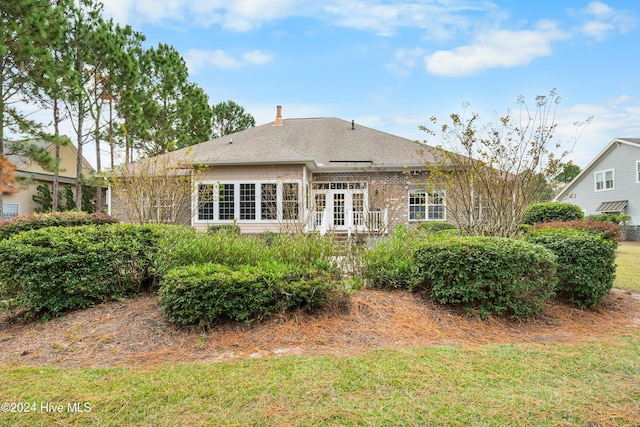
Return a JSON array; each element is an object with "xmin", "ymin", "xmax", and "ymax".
[
  {"xmin": 0, "ymin": 211, "xmax": 117, "ymax": 240},
  {"xmin": 417, "ymin": 221, "xmax": 457, "ymax": 233},
  {"xmin": 152, "ymin": 230, "xmax": 338, "ymax": 279},
  {"xmin": 530, "ymin": 219, "xmax": 621, "ymax": 242},
  {"xmin": 0, "ymin": 224, "xmax": 162, "ymax": 319},
  {"xmin": 413, "ymin": 237, "xmax": 557, "ymax": 319},
  {"xmin": 158, "ymin": 261, "xmax": 342, "ymax": 325},
  {"xmin": 362, "ymin": 225, "xmax": 423, "ymax": 289},
  {"xmin": 586, "ymin": 213, "xmax": 631, "ymax": 225},
  {"xmin": 522, "ymin": 202, "xmax": 584, "ymax": 225},
  {"xmin": 207, "ymin": 223, "xmax": 241, "ymax": 236},
  {"xmin": 524, "ymin": 228, "xmax": 617, "ymax": 309}
]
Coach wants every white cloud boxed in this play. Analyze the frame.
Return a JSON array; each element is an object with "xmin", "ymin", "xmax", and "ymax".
[
  {"xmin": 385, "ymin": 48, "xmax": 425, "ymax": 76},
  {"xmin": 424, "ymin": 20, "xmax": 567, "ymax": 77},
  {"xmin": 574, "ymin": 1, "xmax": 637, "ymax": 41},
  {"xmin": 184, "ymin": 49, "xmax": 272, "ymax": 74}
]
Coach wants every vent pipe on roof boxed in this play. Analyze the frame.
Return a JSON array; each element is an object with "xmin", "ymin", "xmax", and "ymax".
[
  {"xmin": 273, "ymin": 105, "xmax": 283, "ymax": 126},
  {"xmin": 351, "ymin": 120, "xmax": 355, "ymax": 130}
]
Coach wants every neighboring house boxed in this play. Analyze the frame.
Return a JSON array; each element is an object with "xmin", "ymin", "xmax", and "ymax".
[
  {"xmin": 554, "ymin": 137, "xmax": 640, "ymax": 229},
  {"xmin": 1, "ymin": 139, "xmax": 96, "ymax": 219},
  {"xmin": 110, "ymin": 106, "xmax": 445, "ymax": 235}
]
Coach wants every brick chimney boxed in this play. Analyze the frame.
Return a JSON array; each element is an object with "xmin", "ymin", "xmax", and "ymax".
[{"xmin": 273, "ymin": 105, "xmax": 283, "ymax": 126}]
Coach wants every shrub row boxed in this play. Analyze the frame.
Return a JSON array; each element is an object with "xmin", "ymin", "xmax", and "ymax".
[
  {"xmin": 158, "ymin": 262, "xmax": 343, "ymax": 325},
  {"xmin": 522, "ymin": 202, "xmax": 584, "ymax": 225},
  {"xmin": 0, "ymin": 224, "xmax": 165, "ymax": 319},
  {"xmin": 524, "ymin": 228, "xmax": 617, "ymax": 309},
  {"xmin": 530, "ymin": 219, "xmax": 621, "ymax": 242},
  {"xmin": 412, "ymin": 237, "xmax": 557, "ymax": 319},
  {"xmin": 0, "ymin": 211, "xmax": 118, "ymax": 240}
]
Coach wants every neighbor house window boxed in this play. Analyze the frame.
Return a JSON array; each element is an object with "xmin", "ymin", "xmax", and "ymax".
[
  {"xmin": 408, "ymin": 190, "xmax": 445, "ymax": 220},
  {"xmin": 636, "ymin": 161, "xmax": 640, "ymax": 183},
  {"xmin": 197, "ymin": 184, "xmax": 217, "ymax": 220},
  {"xmin": 595, "ymin": 169, "xmax": 614, "ymax": 191},
  {"xmin": 2, "ymin": 203, "xmax": 19, "ymax": 219}
]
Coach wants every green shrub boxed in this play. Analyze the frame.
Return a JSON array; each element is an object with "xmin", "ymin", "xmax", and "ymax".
[
  {"xmin": 152, "ymin": 230, "xmax": 338, "ymax": 279},
  {"xmin": 363, "ymin": 225, "xmax": 423, "ymax": 289},
  {"xmin": 524, "ymin": 228, "xmax": 617, "ymax": 309},
  {"xmin": 158, "ymin": 261, "xmax": 342, "ymax": 325},
  {"xmin": 530, "ymin": 219, "xmax": 621, "ymax": 242},
  {"xmin": 586, "ymin": 213, "xmax": 631, "ymax": 225},
  {"xmin": 0, "ymin": 224, "xmax": 162, "ymax": 319},
  {"xmin": 413, "ymin": 237, "xmax": 557, "ymax": 319},
  {"xmin": 0, "ymin": 211, "xmax": 118, "ymax": 240},
  {"xmin": 522, "ymin": 202, "xmax": 584, "ymax": 225},
  {"xmin": 207, "ymin": 223, "xmax": 240, "ymax": 236},
  {"xmin": 417, "ymin": 221, "xmax": 457, "ymax": 233}
]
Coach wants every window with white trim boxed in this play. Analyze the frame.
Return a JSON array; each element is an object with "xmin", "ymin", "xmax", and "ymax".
[
  {"xmin": 408, "ymin": 190, "xmax": 445, "ymax": 221},
  {"xmin": 636, "ymin": 161, "xmax": 640, "ymax": 183},
  {"xmin": 195, "ymin": 181, "xmax": 301, "ymax": 222},
  {"xmin": 595, "ymin": 169, "xmax": 614, "ymax": 191},
  {"xmin": 2, "ymin": 203, "xmax": 19, "ymax": 219}
]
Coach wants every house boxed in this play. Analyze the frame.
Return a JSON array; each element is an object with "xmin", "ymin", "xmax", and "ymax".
[
  {"xmin": 109, "ymin": 106, "xmax": 446, "ymax": 235},
  {"xmin": 1, "ymin": 139, "xmax": 96, "ymax": 219},
  {"xmin": 554, "ymin": 138, "xmax": 640, "ymax": 232}
]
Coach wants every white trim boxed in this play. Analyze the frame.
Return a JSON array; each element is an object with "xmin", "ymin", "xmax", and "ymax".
[
  {"xmin": 636, "ymin": 160, "xmax": 640, "ymax": 183},
  {"xmin": 407, "ymin": 189, "xmax": 446, "ymax": 221},
  {"xmin": 594, "ymin": 168, "xmax": 614, "ymax": 192},
  {"xmin": 193, "ymin": 179, "xmax": 302, "ymax": 224}
]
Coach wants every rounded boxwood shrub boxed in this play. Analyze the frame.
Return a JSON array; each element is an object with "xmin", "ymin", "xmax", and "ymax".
[
  {"xmin": 524, "ymin": 227, "xmax": 617, "ymax": 309},
  {"xmin": 522, "ymin": 202, "xmax": 584, "ymax": 225},
  {"xmin": 0, "ymin": 224, "xmax": 163, "ymax": 319},
  {"xmin": 413, "ymin": 237, "xmax": 558, "ymax": 319},
  {"xmin": 158, "ymin": 261, "xmax": 342, "ymax": 325},
  {"xmin": 0, "ymin": 211, "xmax": 118, "ymax": 240}
]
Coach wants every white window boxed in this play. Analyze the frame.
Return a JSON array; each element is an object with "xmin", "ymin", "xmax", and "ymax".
[
  {"xmin": 408, "ymin": 190, "xmax": 445, "ymax": 221},
  {"xmin": 595, "ymin": 169, "xmax": 614, "ymax": 191},
  {"xmin": 196, "ymin": 181, "xmax": 300, "ymax": 222},
  {"xmin": 2, "ymin": 203, "xmax": 19, "ymax": 219},
  {"xmin": 636, "ymin": 161, "xmax": 640, "ymax": 183}
]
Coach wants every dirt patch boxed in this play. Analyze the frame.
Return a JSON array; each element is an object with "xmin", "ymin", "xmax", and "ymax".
[{"xmin": 1, "ymin": 288, "xmax": 639, "ymax": 368}]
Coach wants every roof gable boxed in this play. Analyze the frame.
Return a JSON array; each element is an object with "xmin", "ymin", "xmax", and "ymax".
[{"xmin": 555, "ymin": 138, "xmax": 640, "ymax": 200}]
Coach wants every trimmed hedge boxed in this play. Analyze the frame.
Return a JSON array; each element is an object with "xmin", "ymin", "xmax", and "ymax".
[
  {"xmin": 524, "ymin": 228, "xmax": 617, "ymax": 309},
  {"xmin": 0, "ymin": 224, "xmax": 162, "ymax": 319},
  {"xmin": 158, "ymin": 262, "xmax": 342, "ymax": 325},
  {"xmin": 530, "ymin": 219, "xmax": 621, "ymax": 242},
  {"xmin": 586, "ymin": 213, "xmax": 631, "ymax": 225},
  {"xmin": 0, "ymin": 211, "xmax": 118, "ymax": 240},
  {"xmin": 417, "ymin": 221, "xmax": 457, "ymax": 233},
  {"xmin": 413, "ymin": 237, "xmax": 557, "ymax": 318},
  {"xmin": 522, "ymin": 202, "xmax": 584, "ymax": 225}
]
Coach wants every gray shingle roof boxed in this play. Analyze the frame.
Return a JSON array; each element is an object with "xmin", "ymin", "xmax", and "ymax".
[{"xmin": 175, "ymin": 117, "xmax": 438, "ymax": 170}]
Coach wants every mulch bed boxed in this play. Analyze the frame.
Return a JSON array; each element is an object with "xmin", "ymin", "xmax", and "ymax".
[{"xmin": 1, "ymin": 288, "xmax": 639, "ymax": 368}]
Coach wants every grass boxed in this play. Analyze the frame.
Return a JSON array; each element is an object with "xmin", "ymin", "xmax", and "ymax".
[
  {"xmin": 1, "ymin": 334, "xmax": 639, "ymax": 426},
  {"xmin": 615, "ymin": 244, "xmax": 640, "ymax": 291}
]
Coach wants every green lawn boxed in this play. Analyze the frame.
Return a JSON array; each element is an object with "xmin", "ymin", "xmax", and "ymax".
[
  {"xmin": 616, "ymin": 244, "xmax": 640, "ymax": 291},
  {"xmin": 1, "ymin": 335, "xmax": 639, "ymax": 426}
]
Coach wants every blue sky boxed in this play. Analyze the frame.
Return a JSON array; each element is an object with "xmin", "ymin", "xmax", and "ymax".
[{"xmin": 97, "ymin": 0, "xmax": 639, "ymax": 168}]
